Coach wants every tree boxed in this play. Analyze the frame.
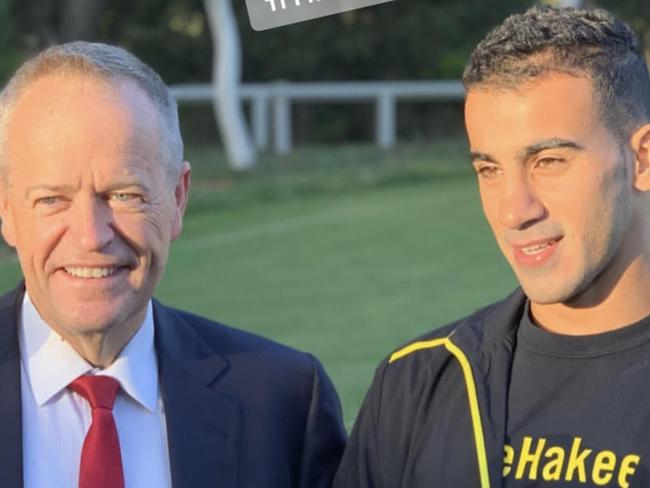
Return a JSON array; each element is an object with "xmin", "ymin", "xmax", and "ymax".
[
  {"xmin": 59, "ymin": 0, "xmax": 108, "ymax": 42},
  {"xmin": 23, "ymin": 0, "xmax": 107, "ymax": 45},
  {"xmin": 204, "ymin": 0, "xmax": 256, "ymax": 170}
]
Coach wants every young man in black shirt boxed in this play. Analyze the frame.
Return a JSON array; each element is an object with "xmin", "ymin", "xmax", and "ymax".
[{"xmin": 335, "ymin": 6, "xmax": 650, "ymax": 488}]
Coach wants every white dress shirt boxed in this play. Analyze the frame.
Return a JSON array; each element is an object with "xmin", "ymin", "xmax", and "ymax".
[{"xmin": 19, "ymin": 293, "xmax": 172, "ymax": 488}]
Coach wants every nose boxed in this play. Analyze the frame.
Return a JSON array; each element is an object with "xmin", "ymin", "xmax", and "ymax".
[
  {"xmin": 498, "ymin": 174, "xmax": 546, "ymax": 230},
  {"xmin": 69, "ymin": 196, "xmax": 115, "ymax": 252}
]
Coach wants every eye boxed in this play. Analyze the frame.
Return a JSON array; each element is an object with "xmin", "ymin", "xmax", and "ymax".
[
  {"xmin": 536, "ymin": 157, "xmax": 563, "ymax": 167},
  {"xmin": 106, "ymin": 192, "xmax": 142, "ymax": 203},
  {"xmin": 532, "ymin": 156, "xmax": 568, "ymax": 175},
  {"xmin": 474, "ymin": 164, "xmax": 502, "ymax": 179},
  {"xmin": 35, "ymin": 196, "xmax": 61, "ymax": 206}
]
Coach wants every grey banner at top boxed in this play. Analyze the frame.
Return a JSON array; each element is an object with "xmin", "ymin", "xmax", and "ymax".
[{"xmin": 245, "ymin": 0, "xmax": 395, "ymax": 31}]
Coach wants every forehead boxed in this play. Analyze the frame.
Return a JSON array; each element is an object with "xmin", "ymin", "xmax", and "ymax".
[
  {"xmin": 3, "ymin": 73, "xmax": 162, "ymax": 178},
  {"xmin": 464, "ymin": 75, "xmax": 602, "ymax": 150},
  {"xmin": 8, "ymin": 73, "xmax": 156, "ymax": 135}
]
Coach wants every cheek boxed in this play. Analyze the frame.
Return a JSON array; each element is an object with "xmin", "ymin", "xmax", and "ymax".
[
  {"xmin": 478, "ymin": 186, "xmax": 502, "ymax": 231},
  {"xmin": 113, "ymin": 209, "xmax": 171, "ymax": 254},
  {"xmin": 144, "ymin": 206, "xmax": 174, "ymax": 243},
  {"xmin": 559, "ymin": 175, "xmax": 627, "ymax": 256},
  {"xmin": 13, "ymin": 214, "xmax": 65, "ymax": 262},
  {"xmin": 591, "ymin": 182, "xmax": 631, "ymax": 248}
]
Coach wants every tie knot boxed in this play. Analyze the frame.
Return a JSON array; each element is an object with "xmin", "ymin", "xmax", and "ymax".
[{"xmin": 69, "ymin": 375, "xmax": 120, "ymax": 410}]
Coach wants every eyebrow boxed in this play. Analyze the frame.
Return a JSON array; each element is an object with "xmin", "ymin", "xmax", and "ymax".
[
  {"xmin": 25, "ymin": 184, "xmax": 76, "ymax": 199},
  {"xmin": 469, "ymin": 138, "xmax": 584, "ymax": 164},
  {"xmin": 101, "ymin": 182, "xmax": 151, "ymax": 194},
  {"xmin": 469, "ymin": 151, "xmax": 496, "ymax": 163},
  {"xmin": 520, "ymin": 138, "xmax": 584, "ymax": 159},
  {"xmin": 24, "ymin": 182, "xmax": 150, "ymax": 199}
]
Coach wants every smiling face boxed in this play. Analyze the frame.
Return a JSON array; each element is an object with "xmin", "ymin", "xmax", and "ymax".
[
  {"xmin": 465, "ymin": 74, "xmax": 641, "ymax": 306},
  {"xmin": 0, "ymin": 73, "xmax": 189, "ymax": 355}
]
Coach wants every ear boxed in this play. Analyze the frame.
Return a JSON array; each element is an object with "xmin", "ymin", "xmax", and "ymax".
[
  {"xmin": 632, "ymin": 124, "xmax": 650, "ymax": 191},
  {"xmin": 170, "ymin": 161, "xmax": 191, "ymax": 241},
  {"xmin": 0, "ymin": 182, "xmax": 16, "ymax": 248}
]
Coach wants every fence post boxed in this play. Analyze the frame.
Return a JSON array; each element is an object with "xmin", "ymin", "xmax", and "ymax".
[
  {"xmin": 273, "ymin": 82, "xmax": 292, "ymax": 154},
  {"xmin": 376, "ymin": 90, "xmax": 396, "ymax": 149},
  {"xmin": 252, "ymin": 94, "xmax": 269, "ymax": 150}
]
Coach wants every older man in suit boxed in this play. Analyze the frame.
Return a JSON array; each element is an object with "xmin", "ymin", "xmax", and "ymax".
[{"xmin": 0, "ymin": 42, "xmax": 345, "ymax": 488}]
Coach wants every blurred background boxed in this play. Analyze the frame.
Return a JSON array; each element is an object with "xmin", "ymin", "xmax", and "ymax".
[{"xmin": 0, "ymin": 0, "xmax": 648, "ymax": 427}]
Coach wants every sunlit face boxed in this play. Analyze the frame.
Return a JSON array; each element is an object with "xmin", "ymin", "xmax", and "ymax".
[
  {"xmin": 465, "ymin": 74, "xmax": 640, "ymax": 305},
  {"xmin": 0, "ymin": 74, "xmax": 189, "ymax": 344}
]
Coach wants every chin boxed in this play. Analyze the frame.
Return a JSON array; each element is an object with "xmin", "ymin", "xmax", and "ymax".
[
  {"xmin": 55, "ymin": 303, "xmax": 132, "ymax": 333},
  {"xmin": 61, "ymin": 315, "xmax": 121, "ymax": 336},
  {"xmin": 519, "ymin": 277, "xmax": 581, "ymax": 306}
]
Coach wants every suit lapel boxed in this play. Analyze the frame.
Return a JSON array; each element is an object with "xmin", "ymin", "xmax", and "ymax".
[
  {"xmin": 153, "ymin": 301, "xmax": 242, "ymax": 488},
  {"xmin": 0, "ymin": 285, "xmax": 24, "ymax": 487}
]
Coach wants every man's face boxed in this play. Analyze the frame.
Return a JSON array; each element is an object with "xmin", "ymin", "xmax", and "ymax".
[
  {"xmin": 0, "ymin": 74, "xmax": 189, "ymax": 343},
  {"xmin": 465, "ymin": 74, "xmax": 639, "ymax": 305}
]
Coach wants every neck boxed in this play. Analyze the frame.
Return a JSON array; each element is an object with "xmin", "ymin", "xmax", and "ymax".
[
  {"xmin": 68, "ymin": 328, "xmax": 139, "ymax": 368},
  {"xmin": 531, "ymin": 255, "xmax": 650, "ymax": 335},
  {"xmin": 53, "ymin": 309, "xmax": 146, "ymax": 369}
]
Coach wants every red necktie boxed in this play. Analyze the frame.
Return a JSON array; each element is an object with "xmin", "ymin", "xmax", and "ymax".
[{"xmin": 69, "ymin": 375, "xmax": 125, "ymax": 488}]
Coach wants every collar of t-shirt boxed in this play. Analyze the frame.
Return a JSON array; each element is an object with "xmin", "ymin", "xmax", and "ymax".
[
  {"xmin": 19, "ymin": 292, "xmax": 158, "ymax": 412},
  {"xmin": 518, "ymin": 300, "xmax": 650, "ymax": 359}
]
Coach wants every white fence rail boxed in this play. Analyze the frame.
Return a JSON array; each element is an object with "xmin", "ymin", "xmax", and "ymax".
[{"xmin": 170, "ymin": 81, "xmax": 465, "ymax": 154}]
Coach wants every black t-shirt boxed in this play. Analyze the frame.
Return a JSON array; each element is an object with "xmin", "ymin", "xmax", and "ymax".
[{"xmin": 503, "ymin": 304, "xmax": 650, "ymax": 487}]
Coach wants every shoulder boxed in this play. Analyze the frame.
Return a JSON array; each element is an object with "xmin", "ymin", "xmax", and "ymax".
[
  {"xmin": 166, "ymin": 303, "xmax": 306, "ymax": 354},
  {"xmin": 370, "ymin": 289, "xmax": 526, "ymax": 399},
  {"xmin": 382, "ymin": 304, "xmax": 489, "ymax": 372},
  {"xmin": 0, "ymin": 283, "xmax": 24, "ymax": 311},
  {"xmin": 337, "ymin": 296, "xmax": 526, "ymax": 487},
  {"xmin": 154, "ymin": 301, "xmax": 346, "ymax": 484},
  {"xmin": 389, "ymin": 289, "xmax": 524, "ymax": 364},
  {"xmin": 153, "ymin": 300, "xmax": 324, "ymax": 388}
]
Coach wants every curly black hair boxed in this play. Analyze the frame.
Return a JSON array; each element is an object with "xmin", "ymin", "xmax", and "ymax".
[{"xmin": 463, "ymin": 5, "xmax": 650, "ymax": 140}]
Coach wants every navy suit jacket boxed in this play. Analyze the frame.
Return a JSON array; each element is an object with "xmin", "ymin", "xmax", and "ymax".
[{"xmin": 0, "ymin": 285, "xmax": 346, "ymax": 487}]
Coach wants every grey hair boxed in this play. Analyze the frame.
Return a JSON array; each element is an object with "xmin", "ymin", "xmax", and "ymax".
[
  {"xmin": 0, "ymin": 41, "xmax": 183, "ymax": 182},
  {"xmin": 462, "ymin": 5, "xmax": 650, "ymax": 141}
]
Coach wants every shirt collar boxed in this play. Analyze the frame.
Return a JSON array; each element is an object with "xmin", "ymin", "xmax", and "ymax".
[{"xmin": 19, "ymin": 293, "xmax": 159, "ymax": 412}]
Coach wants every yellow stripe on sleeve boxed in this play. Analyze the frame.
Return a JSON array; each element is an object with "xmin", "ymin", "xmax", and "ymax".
[
  {"xmin": 444, "ymin": 337, "xmax": 491, "ymax": 488},
  {"xmin": 387, "ymin": 335, "xmax": 491, "ymax": 488},
  {"xmin": 388, "ymin": 338, "xmax": 448, "ymax": 363}
]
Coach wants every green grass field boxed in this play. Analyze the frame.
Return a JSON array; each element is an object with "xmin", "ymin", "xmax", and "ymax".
[{"xmin": 0, "ymin": 142, "xmax": 517, "ymax": 427}]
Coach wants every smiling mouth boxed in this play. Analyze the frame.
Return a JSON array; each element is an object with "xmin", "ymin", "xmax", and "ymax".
[
  {"xmin": 63, "ymin": 267, "xmax": 119, "ymax": 279},
  {"xmin": 519, "ymin": 238, "xmax": 561, "ymax": 255},
  {"xmin": 511, "ymin": 236, "xmax": 563, "ymax": 267}
]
